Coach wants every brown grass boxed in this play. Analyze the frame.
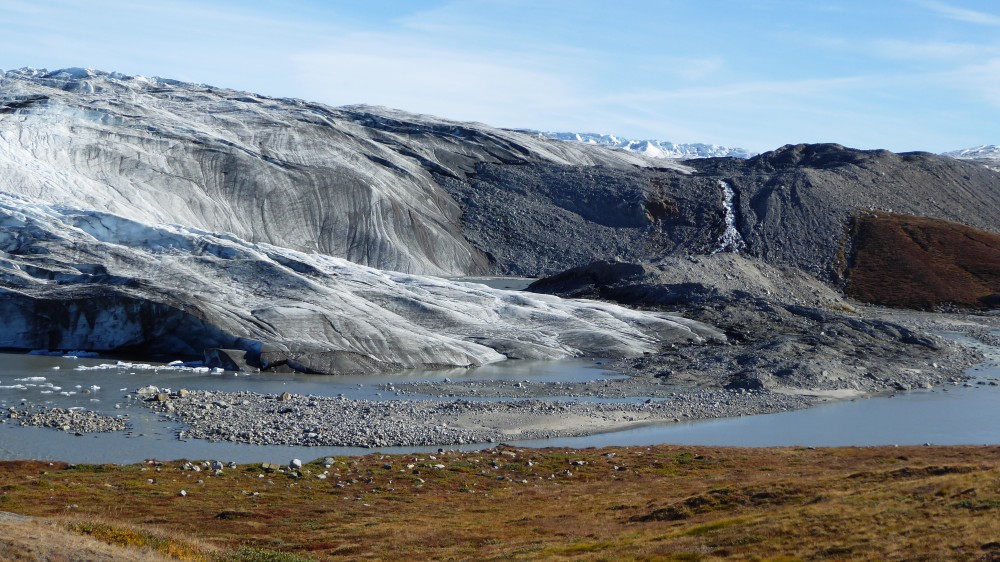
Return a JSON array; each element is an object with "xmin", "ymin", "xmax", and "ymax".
[
  {"xmin": 2, "ymin": 445, "xmax": 1000, "ymax": 560},
  {"xmin": 0, "ymin": 517, "xmax": 178, "ymax": 561},
  {"xmin": 846, "ymin": 212, "xmax": 1000, "ymax": 309}
]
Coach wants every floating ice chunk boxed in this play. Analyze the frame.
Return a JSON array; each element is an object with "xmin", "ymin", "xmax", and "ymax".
[
  {"xmin": 76, "ymin": 361, "xmax": 210, "ymax": 373},
  {"xmin": 211, "ymin": 367, "xmax": 224, "ymax": 374},
  {"xmin": 27, "ymin": 350, "xmax": 97, "ymax": 358},
  {"xmin": 63, "ymin": 351, "xmax": 99, "ymax": 358},
  {"xmin": 52, "ymin": 366, "xmax": 60, "ymax": 370},
  {"xmin": 15, "ymin": 377, "xmax": 46, "ymax": 382},
  {"xmin": 59, "ymin": 391, "xmax": 76, "ymax": 396},
  {"xmin": 40, "ymin": 391, "xmax": 52, "ymax": 394},
  {"xmin": 135, "ymin": 385, "xmax": 160, "ymax": 396},
  {"xmin": 1, "ymin": 385, "xmax": 27, "ymax": 390},
  {"xmin": 89, "ymin": 385, "xmax": 101, "ymax": 391}
]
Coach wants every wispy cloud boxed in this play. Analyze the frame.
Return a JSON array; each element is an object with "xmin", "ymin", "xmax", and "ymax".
[
  {"xmin": 872, "ymin": 39, "xmax": 1000, "ymax": 61},
  {"xmin": 938, "ymin": 58, "xmax": 1000, "ymax": 107},
  {"xmin": 289, "ymin": 34, "xmax": 587, "ymax": 127},
  {"xmin": 917, "ymin": 0, "xmax": 1000, "ymax": 26}
]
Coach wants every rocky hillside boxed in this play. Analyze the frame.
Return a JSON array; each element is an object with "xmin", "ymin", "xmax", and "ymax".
[
  {"xmin": 526, "ymin": 256, "xmax": 971, "ymax": 394},
  {"xmin": 436, "ymin": 163, "xmax": 727, "ymax": 275},
  {"xmin": 686, "ymin": 144, "xmax": 1000, "ymax": 280},
  {"xmin": 439, "ymin": 142, "xmax": 1000, "ymax": 279}
]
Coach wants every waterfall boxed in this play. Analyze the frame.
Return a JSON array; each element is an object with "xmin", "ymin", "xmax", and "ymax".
[{"xmin": 713, "ymin": 180, "xmax": 745, "ymax": 254}]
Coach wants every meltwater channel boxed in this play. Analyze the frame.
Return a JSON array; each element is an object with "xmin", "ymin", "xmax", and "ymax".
[{"xmin": 0, "ymin": 337, "xmax": 998, "ymax": 465}]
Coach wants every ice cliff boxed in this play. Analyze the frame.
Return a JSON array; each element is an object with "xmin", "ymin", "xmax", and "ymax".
[
  {"xmin": 0, "ymin": 193, "xmax": 721, "ymax": 373},
  {"xmin": 0, "ymin": 67, "xmax": 684, "ymax": 277}
]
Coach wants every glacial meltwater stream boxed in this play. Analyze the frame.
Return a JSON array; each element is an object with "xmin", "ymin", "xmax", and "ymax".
[{"xmin": 0, "ymin": 336, "xmax": 999, "ymax": 464}]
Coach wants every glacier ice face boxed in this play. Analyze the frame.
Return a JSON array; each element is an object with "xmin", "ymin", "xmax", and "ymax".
[
  {"xmin": 0, "ymin": 194, "xmax": 722, "ymax": 374},
  {"xmin": 0, "ymin": 68, "xmax": 726, "ymax": 373},
  {"xmin": 0, "ymin": 69, "xmax": 682, "ymax": 276}
]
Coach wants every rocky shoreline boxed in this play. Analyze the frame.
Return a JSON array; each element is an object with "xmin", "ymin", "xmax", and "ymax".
[
  {"xmin": 4, "ymin": 406, "xmax": 127, "ymax": 434},
  {"xmin": 0, "ymin": 308, "xmax": 995, "ymax": 450},
  {"xmin": 139, "ymin": 386, "xmax": 810, "ymax": 448},
  {"xmin": 127, "ymin": 307, "xmax": 995, "ymax": 449}
]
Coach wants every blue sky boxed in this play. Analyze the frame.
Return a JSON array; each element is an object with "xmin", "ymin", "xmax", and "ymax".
[{"xmin": 1, "ymin": 0, "xmax": 997, "ymax": 153}]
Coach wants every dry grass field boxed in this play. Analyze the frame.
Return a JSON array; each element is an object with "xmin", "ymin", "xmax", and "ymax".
[
  {"xmin": 2, "ymin": 444, "xmax": 1000, "ymax": 560},
  {"xmin": 846, "ymin": 213, "xmax": 1000, "ymax": 310}
]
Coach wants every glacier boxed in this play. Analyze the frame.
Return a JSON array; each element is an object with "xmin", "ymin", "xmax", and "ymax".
[
  {"xmin": 0, "ymin": 192, "xmax": 722, "ymax": 374},
  {"xmin": 0, "ymin": 67, "xmax": 728, "ymax": 373},
  {"xmin": 0, "ymin": 67, "xmax": 687, "ymax": 277}
]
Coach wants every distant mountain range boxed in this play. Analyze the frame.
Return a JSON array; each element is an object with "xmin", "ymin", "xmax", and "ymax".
[
  {"xmin": 942, "ymin": 145, "xmax": 1000, "ymax": 160},
  {"xmin": 530, "ymin": 131, "xmax": 756, "ymax": 159},
  {"xmin": 537, "ymin": 132, "xmax": 1000, "ymax": 165}
]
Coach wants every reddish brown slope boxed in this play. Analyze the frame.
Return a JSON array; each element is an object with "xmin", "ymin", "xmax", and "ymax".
[{"xmin": 845, "ymin": 213, "xmax": 1000, "ymax": 309}]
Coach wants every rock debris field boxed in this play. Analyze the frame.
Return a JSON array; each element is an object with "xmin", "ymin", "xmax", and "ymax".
[
  {"xmin": 5, "ymin": 406, "xmax": 126, "ymax": 434},
  {"xmin": 134, "ymin": 386, "xmax": 808, "ymax": 448}
]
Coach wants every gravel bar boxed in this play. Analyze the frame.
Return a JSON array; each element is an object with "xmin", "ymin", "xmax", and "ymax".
[
  {"xmin": 5, "ymin": 406, "xmax": 128, "ymax": 434},
  {"xmin": 140, "ymin": 388, "xmax": 811, "ymax": 448}
]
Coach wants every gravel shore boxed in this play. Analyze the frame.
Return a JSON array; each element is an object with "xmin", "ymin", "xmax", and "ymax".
[
  {"xmin": 130, "ymin": 309, "xmax": 998, "ymax": 449},
  {"xmin": 5, "ymin": 406, "xmax": 127, "ymax": 434},
  {"xmin": 2, "ymin": 308, "xmax": 996, "ymax": 450},
  {"xmin": 139, "ymin": 387, "xmax": 810, "ymax": 448}
]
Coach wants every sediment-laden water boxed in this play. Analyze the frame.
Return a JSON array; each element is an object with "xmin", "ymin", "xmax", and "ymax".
[{"xmin": 0, "ymin": 339, "xmax": 998, "ymax": 464}]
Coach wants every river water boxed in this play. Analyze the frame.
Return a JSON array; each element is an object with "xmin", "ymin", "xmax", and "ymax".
[
  {"xmin": 0, "ymin": 353, "xmax": 620, "ymax": 463},
  {"xmin": 1, "ymin": 343, "xmax": 999, "ymax": 464}
]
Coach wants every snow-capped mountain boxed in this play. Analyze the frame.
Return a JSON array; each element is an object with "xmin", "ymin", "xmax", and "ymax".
[
  {"xmin": 536, "ymin": 131, "xmax": 755, "ymax": 159},
  {"xmin": 942, "ymin": 145, "xmax": 1000, "ymax": 171},
  {"xmin": 942, "ymin": 145, "xmax": 1000, "ymax": 160}
]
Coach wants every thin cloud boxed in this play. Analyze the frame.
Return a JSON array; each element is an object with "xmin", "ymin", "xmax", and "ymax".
[
  {"xmin": 289, "ymin": 35, "xmax": 588, "ymax": 127},
  {"xmin": 872, "ymin": 39, "xmax": 1000, "ymax": 61},
  {"xmin": 918, "ymin": 0, "xmax": 1000, "ymax": 26}
]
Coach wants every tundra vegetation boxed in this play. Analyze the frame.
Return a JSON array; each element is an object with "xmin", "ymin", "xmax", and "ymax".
[{"xmin": 2, "ymin": 444, "xmax": 1000, "ymax": 560}]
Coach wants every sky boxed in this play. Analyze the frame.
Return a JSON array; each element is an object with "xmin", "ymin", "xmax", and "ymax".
[{"xmin": 1, "ymin": 0, "xmax": 998, "ymax": 154}]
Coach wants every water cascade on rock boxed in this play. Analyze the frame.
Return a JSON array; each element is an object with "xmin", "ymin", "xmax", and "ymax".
[{"xmin": 712, "ymin": 181, "xmax": 745, "ymax": 254}]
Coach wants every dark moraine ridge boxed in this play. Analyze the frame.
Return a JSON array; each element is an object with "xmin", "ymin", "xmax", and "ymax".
[
  {"xmin": 527, "ymin": 255, "xmax": 977, "ymax": 394},
  {"xmin": 685, "ymin": 143, "xmax": 1000, "ymax": 281},
  {"xmin": 439, "ymin": 143, "xmax": 1000, "ymax": 279}
]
